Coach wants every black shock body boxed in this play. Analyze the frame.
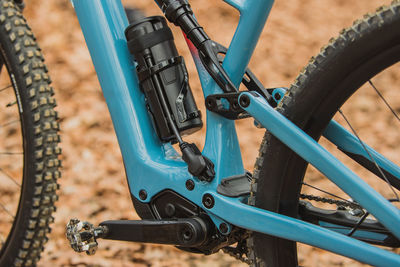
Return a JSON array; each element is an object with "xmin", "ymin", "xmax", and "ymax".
[{"xmin": 125, "ymin": 16, "xmax": 202, "ymax": 143}]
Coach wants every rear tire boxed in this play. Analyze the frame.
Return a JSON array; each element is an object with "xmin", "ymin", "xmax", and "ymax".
[{"xmin": 249, "ymin": 1, "xmax": 400, "ymax": 266}]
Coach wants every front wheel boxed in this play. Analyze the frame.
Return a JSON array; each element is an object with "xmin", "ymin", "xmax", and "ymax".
[
  {"xmin": 249, "ymin": 1, "xmax": 400, "ymax": 266},
  {"xmin": 0, "ymin": 1, "xmax": 61, "ymax": 266}
]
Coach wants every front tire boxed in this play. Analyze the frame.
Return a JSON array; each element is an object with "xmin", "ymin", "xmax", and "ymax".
[{"xmin": 0, "ymin": 1, "xmax": 61, "ymax": 266}]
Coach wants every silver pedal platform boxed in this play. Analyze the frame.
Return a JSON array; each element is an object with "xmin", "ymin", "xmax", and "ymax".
[{"xmin": 66, "ymin": 218, "xmax": 108, "ymax": 255}]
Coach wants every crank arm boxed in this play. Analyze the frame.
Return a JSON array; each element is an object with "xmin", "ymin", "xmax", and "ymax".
[
  {"xmin": 99, "ymin": 218, "xmax": 209, "ymax": 247},
  {"xmin": 67, "ymin": 217, "xmax": 210, "ymax": 255}
]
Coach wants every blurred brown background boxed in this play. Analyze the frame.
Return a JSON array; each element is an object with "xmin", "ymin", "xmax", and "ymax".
[{"xmin": 21, "ymin": 0, "xmax": 395, "ymax": 266}]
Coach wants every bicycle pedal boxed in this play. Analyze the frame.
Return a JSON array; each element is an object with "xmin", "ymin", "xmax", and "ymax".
[{"xmin": 66, "ymin": 218, "xmax": 108, "ymax": 255}]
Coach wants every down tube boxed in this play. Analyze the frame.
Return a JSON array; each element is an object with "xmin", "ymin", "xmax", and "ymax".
[{"xmin": 71, "ymin": 0, "xmax": 192, "ymax": 199}]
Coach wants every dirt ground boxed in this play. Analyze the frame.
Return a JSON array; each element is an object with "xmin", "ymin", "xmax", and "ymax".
[{"xmin": 6, "ymin": 0, "xmax": 396, "ymax": 266}]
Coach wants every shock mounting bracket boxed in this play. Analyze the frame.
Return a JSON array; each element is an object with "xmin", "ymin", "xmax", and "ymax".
[{"xmin": 205, "ymin": 69, "xmax": 278, "ymax": 120}]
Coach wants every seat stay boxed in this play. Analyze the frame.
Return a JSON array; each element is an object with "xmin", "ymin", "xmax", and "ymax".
[
  {"xmin": 240, "ymin": 92, "xmax": 400, "ymax": 240},
  {"xmin": 324, "ymin": 120, "xmax": 400, "ymax": 188}
]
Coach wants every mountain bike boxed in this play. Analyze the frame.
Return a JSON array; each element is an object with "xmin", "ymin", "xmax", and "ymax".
[{"xmin": 0, "ymin": 0, "xmax": 400, "ymax": 266}]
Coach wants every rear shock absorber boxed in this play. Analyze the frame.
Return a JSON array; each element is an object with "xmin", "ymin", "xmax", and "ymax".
[
  {"xmin": 155, "ymin": 0, "xmax": 238, "ymax": 93},
  {"xmin": 126, "ymin": 16, "xmax": 202, "ymax": 142},
  {"xmin": 125, "ymin": 16, "xmax": 215, "ymax": 182}
]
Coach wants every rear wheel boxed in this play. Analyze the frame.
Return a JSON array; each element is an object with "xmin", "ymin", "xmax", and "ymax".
[
  {"xmin": 249, "ymin": 1, "xmax": 400, "ymax": 266},
  {"xmin": 0, "ymin": 1, "xmax": 61, "ymax": 266}
]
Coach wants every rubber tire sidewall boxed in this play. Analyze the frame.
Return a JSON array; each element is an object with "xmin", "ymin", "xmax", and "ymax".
[
  {"xmin": 252, "ymin": 7, "xmax": 400, "ymax": 267},
  {"xmin": 0, "ymin": 22, "xmax": 41, "ymax": 267}
]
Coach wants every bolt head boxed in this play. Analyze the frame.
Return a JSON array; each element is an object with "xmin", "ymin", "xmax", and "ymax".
[
  {"xmin": 139, "ymin": 190, "xmax": 147, "ymax": 200},
  {"xmin": 182, "ymin": 228, "xmax": 193, "ymax": 241},
  {"xmin": 202, "ymin": 193, "xmax": 215, "ymax": 209},
  {"xmin": 206, "ymin": 98, "xmax": 215, "ymax": 109},
  {"xmin": 239, "ymin": 95, "xmax": 250, "ymax": 108},
  {"xmin": 274, "ymin": 93, "xmax": 281, "ymax": 100},
  {"xmin": 185, "ymin": 179, "xmax": 195, "ymax": 191},
  {"xmin": 219, "ymin": 223, "xmax": 228, "ymax": 234}
]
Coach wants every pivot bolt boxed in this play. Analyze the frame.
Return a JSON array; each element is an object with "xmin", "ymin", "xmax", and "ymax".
[
  {"xmin": 185, "ymin": 179, "xmax": 195, "ymax": 191},
  {"xmin": 139, "ymin": 189, "xmax": 147, "ymax": 200},
  {"xmin": 206, "ymin": 98, "xmax": 216, "ymax": 109},
  {"xmin": 202, "ymin": 193, "xmax": 215, "ymax": 209},
  {"xmin": 239, "ymin": 94, "xmax": 250, "ymax": 108},
  {"xmin": 219, "ymin": 223, "xmax": 228, "ymax": 234}
]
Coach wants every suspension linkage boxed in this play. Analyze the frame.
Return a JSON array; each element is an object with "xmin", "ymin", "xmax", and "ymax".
[{"xmin": 205, "ymin": 68, "xmax": 282, "ymax": 120}]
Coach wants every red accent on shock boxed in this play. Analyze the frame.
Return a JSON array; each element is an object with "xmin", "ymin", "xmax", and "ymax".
[{"xmin": 182, "ymin": 31, "xmax": 199, "ymax": 57}]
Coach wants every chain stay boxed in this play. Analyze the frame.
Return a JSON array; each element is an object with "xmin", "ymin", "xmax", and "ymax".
[{"xmin": 221, "ymin": 193, "xmax": 363, "ymax": 264}]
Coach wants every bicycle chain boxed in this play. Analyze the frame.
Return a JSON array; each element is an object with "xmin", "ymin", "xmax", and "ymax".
[
  {"xmin": 222, "ymin": 240, "xmax": 253, "ymax": 265},
  {"xmin": 300, "ymin": 193, "xmax": 363, "ymax": 210},
  {"xmin": 222, "ymin": 194, "xmax": 363, "ymax": 264}
]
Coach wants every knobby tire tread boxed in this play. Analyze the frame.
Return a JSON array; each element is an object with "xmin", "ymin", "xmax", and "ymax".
[
  {"xmin": 248, "ymin": 1, "xmax": 400, "ymax": 266},
  {"xmin": 0, "ymin": 1, "xmax": 61, "ymax": 266}
]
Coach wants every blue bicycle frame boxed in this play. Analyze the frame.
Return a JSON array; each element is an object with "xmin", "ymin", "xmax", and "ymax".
[{"xmin": 71, "ymin": 0, "xmax": 400, "ymax": 265}]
